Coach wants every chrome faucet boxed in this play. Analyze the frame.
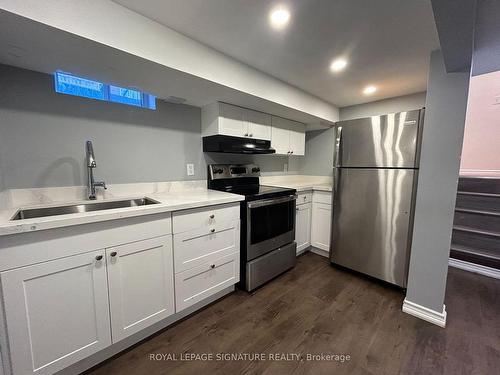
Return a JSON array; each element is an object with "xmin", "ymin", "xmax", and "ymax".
[{"xmin": 86, "ymin": 141, "xmax": 107, "ymax": 200}]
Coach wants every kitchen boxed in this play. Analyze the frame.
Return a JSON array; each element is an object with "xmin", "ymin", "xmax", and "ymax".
[{"xmin": 0, "ymin": 1, "xmax": 499, "ymax": 375}]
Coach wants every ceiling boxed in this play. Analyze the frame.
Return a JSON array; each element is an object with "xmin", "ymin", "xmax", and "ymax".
[{"xmin": 113, "ymin": 0, "xmax": 440, "ymax": 108}]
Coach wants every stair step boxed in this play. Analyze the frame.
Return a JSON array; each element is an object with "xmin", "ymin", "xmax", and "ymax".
[
  {"xmin": 452, "ymin": 228, "xmax": 500, "ymax": 256},
  {"xmin": 456, "ymin": 192, "xmax": 500, "ymax": 213},
  {"xmin": 450, "ymin": 246, "xmax": 500, "ymax": 270},
  {"xmin": 453, "ymin": 210, "xmax": 500, "ymax": 233},
  {"xmin": 458, "ymin": 177, "xmax": 500, "ymax": 195},
  {"xmin": 453, "ymin": 225, "xmax": 500, "ymax": 238}
]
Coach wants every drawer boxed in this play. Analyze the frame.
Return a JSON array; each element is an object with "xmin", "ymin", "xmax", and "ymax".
[
  {"xmin": 173, "ymin": 219, "xmax": 240, "ymax": 273},
  {"xmin": 175, "ymin": 252, "xmax": 239, "ymax": 312},
  {"xmin": 172, "ymin": 203, "xmax": 240, "ymax": 234},
  {"xmin": 312, "ymin": 191, "xmax": 332, "ymax": 205},
  {"xmin": 297, "ymin": 192, "xmax": 312, "ymax": 205}
]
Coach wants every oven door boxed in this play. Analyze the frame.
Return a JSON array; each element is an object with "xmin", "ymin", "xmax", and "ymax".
[{"xmin": 246, "ymin": 194, "xmax": 296, "ymax": 261}]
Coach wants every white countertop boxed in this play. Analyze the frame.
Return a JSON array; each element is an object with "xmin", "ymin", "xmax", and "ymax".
[
  {"xmin": 0, "ymin": 187, "xmax": 244, "ymax": 237},
  {"xmin": 264, "ymin": 181, "xmax": 332, "ymax": 192},
  {"xmin": 260, "ymin": 175, "xmax": 332, "ymax": 193}
]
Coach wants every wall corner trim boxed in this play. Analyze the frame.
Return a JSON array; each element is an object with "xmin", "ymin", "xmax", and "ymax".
[{"xmin": 402, "ymin": 298, "xmax": 447, "ymax": 328}]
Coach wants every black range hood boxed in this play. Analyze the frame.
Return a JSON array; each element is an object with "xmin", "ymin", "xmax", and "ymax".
[{"xmin": 203, "ymin": 135, "xmax": 276, "ymax": 154}]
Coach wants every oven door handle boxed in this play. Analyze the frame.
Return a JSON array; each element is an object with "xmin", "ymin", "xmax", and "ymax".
[{"xmin": 247, "ymin": 194, "xmax": 297, "ymax": 208}]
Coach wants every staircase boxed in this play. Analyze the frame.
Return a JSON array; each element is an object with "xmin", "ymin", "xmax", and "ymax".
[{"xmin": 451, "ymin": 177, "xmax": 500, "ymax": 269}]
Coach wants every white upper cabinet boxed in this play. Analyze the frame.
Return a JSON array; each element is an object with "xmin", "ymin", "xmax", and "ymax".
[
  {"xmin": 202, "ymin": 102, "xmax": 271, "ymax": 140},
  {"xmin": 245, "ymin": 108, "xmax": 272, "ymax": 140},
  {"xmin": 271, "ymin": 116, "xmax": 306, "ymax": 156},
  {"xmin": 219, "ymin": 102, "xmax": 247, "ymax": 137}
]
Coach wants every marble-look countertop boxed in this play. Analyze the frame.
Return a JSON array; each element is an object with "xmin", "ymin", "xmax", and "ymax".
[
  {"xmin": 260, "ymin": 175, "xmax": 333, "ymax": 193},
  {"xmin": 264, "ymin": 182, "xmax": 332, "ymax": 192},
  {"xmin": 0, "ymin": 182, "xmax": 244, "ymax": 237}
]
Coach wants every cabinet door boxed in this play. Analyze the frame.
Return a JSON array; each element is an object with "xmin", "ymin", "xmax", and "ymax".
[
  {"xmin": 219, "ymin": 103, "xmax": 247, "ymax": 137},
  {"xmin": 295, "ymin": 203, "xmax": 312, "ymax": 254},
  {"xmin": 311, "ymin": 202, "xmax": 332, "ymax": 252},
  {"xmin": 245, "ymin": 109, "xmax": 272, "ymax": 140},
  {"xmin": 107, "ymin": 236, "xmax": 175, "ymax": 342},
  {"xmin": 271, "ymin": 116, "xmax": 291, "ymax": 155},
  {"xmin": 289, "ymin": 121, "xmax": 306, "ymax": 156},
  {"xmin": 1, "ymin": 252, "xmax": 111, "ymax": 375}
]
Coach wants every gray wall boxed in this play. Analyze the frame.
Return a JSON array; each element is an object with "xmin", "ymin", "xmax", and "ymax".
[
  {"xmin": 406, "ymin": 50, "xmax": 470, "ymax": 313},
  {"xmin": 339, "ymin": 92, "xmax": 427, "ymax": 121},
  {"xmin": 472, "ymin": 0, "xmax": 500, "ymax": 76},
  {"xmin": 0, "ymin": 64, "xmax": 205, "ymax": 189}
]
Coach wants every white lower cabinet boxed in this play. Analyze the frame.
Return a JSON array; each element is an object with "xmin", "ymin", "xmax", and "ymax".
[
  {"xmin": 107, "ymin": 236, "xmax": 175, "ymax": 342},
  {"xmin": 0, "ymin": 251, "xmax": 112, "ymax": 375},
  {"xmin": 0, "ymin": 204, "xmax": 241, "ymax": 375},
  {"xmin": 311, "ymin": 191, "xmax": 332, "ymax": 253},
  {"xmin": 295, "ymin": 202, "xmax": 312, "ymax": 254},
  {"xmin": 172, "ymin": 204, "xmax": 240, "ymax": 312},
  {"xmin": 175, "ymin": 253, "xmax": 239, "ymax": 311}
]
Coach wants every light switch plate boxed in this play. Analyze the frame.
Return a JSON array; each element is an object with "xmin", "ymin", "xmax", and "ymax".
[{"xmin": 186, "ymin": 163, "xmax": 195, "ymax": 176}]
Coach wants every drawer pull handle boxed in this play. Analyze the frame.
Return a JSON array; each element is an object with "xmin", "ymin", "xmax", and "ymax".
[
  {"xmin": 95, "ymin": 255, "xmax": 103, "ymax": 261},
  {"xmin": 209, "ymin": 214, "xmax": 215, "ymax": 219},
  {"xmin": 110, "ymin": 251, "xmax": 117, "ymax": 258},
  {"xmin": 210, "ymin": 228, "xmax": 216, "ymax": 233},
  {"xmin": 210, "ymin": 264, "xmax": 215, "ymax": 269}
]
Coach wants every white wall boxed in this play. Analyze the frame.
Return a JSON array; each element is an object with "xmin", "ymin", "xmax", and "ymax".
[
  {"xmin": 460, "ymin": 70, "xmax": 500, "ymax": 177},
  {"xmin": 0, "ymin": 0, "xmax": 338, "ymax": 123},
  {"xmin": 339, "ymin": 92, "xmax": 426, "ymax": 121}
]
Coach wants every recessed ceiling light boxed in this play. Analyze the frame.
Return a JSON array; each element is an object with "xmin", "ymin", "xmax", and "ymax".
[
  {"xmin": 363, "ymin": 85, "xmax": 377, "ymax": 95},
  {"xmin": 269, "ymin": 6, "xmax": 290, "ymax": 29},
  {"xmin": 330, "ymin": 58, "xmax": 348, "ymax": 73}
]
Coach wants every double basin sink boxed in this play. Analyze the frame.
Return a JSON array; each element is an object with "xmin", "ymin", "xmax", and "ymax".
[{"xmin": 11, "ymin": 197, "xmax": 160, "ymax": 221}]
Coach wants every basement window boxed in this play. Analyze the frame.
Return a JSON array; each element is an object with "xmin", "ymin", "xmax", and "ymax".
[{"xmin": 54, "ymin": 71, "xmax": 156, "ymax": 110}]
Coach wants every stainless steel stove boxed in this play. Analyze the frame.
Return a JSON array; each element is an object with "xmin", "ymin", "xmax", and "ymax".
[{"xmin": 208, "ymin": 164, "xmax": 297, "ymax": 291}]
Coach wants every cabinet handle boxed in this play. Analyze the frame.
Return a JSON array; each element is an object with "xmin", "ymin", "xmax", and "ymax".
[
  {"xmin": 110, "ymin": 251, "xmax": 117, "ymax": 258},
  {"xmin": 209, "ymin": 214, "xmax": 215, "ymax": 219},
  {"xmin": 210, "ymin": 228, "xmax": 216, "ymax": 233},
  {"xmin": 95, "ymin": 255, "xmax": 103, "ymax": 261},
  {"xmin": 210, "ymin": 264, "xmax": 215, "ymax": 269}
]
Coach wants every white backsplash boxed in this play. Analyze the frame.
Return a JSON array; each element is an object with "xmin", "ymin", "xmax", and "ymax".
[{"xmin": 0, "ymin": 180, "xmax": 207, "ymax": 209}]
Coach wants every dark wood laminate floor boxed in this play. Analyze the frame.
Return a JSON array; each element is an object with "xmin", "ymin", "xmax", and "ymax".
[{"xmin": 86, "ymin": 252, "xmax": 500, "ymax": 375}]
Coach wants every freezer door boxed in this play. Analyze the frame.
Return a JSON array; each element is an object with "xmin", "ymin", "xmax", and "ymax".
[
  {"xmin": 330, "ymin": 168, "xmax": 415, "ymax": 287},
  {"xmin": 336, "ymin": 110, "xmax": 421, "ymax": 168}
]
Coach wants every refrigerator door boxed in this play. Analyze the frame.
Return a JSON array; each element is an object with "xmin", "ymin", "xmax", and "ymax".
[
  {"xmin": 336, "ymin": 110, "xmax": 421, "ymax": 168},
  {"xmin": 330, "ymin": 168, "xmax": 415, "ymax": 287}
]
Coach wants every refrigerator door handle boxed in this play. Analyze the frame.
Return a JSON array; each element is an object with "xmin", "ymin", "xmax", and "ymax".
[{"xmin": 333, "ymin": 125, "xmax": 343, "ymax": 168}]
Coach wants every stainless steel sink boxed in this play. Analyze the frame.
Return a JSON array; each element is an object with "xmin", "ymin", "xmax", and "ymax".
[{"xmin": 11, "ymin": 198, "xmax": 160, "ymax": 221}]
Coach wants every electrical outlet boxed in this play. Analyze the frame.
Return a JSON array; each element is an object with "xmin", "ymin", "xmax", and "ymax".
[{"xmin": 186, "ymin": 163, "xmax": 195, "ymax": 176}]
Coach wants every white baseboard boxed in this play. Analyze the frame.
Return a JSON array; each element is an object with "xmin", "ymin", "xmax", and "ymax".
[
  {"xmin": 402, "ymin": 299, "xmax": 447, "ymax": 328},
  {"xmin": 310, "ymin": 247, "xmax": 329, "ymax": 258},
  {"xmin": 449, "ymin": 258, "xmax": 500, "ymax": 280}
]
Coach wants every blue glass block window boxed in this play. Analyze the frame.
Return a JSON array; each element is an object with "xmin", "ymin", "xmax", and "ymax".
[{"xmin": 54, "ymin": 71, "xmax": 156, "ymax": 110}]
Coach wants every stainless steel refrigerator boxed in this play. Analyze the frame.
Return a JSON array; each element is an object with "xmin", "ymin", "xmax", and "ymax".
[{"xmin": 330, "ymin": 109, "xmax": 424, "ymax": 288}]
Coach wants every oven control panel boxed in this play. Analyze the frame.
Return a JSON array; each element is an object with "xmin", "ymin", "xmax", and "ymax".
[{"xmin": 208, "ymin": 164, "xmax": 260, "ymax": 179}]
